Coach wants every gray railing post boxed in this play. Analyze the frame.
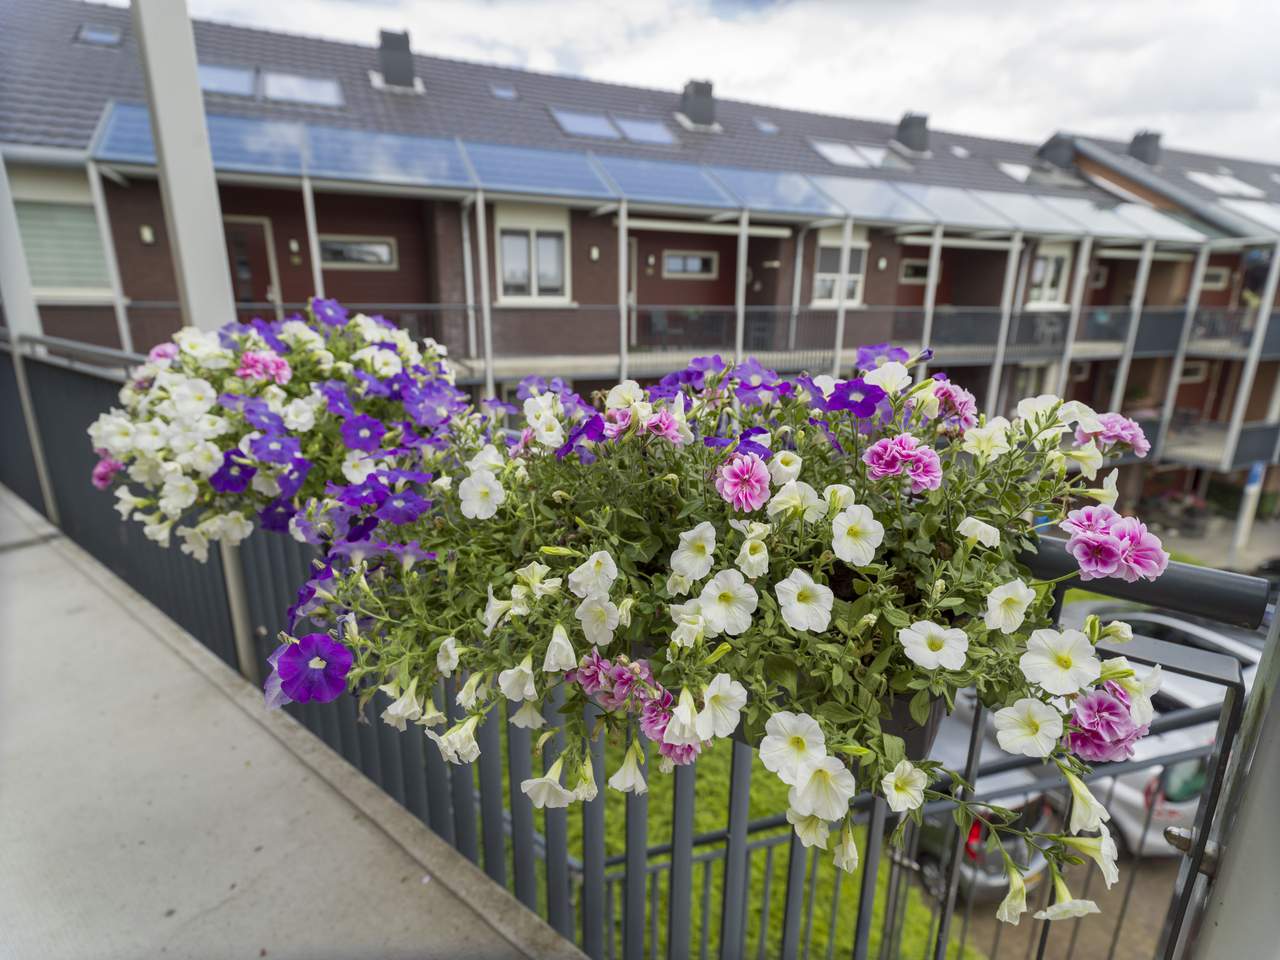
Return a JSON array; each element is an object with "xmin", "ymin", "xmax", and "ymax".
[
  {"xmin": 1220, "ymin": 239, "xmax": 1280, "ymax": 471},
  {"xmin": 734, "ymin": 210, "xmax": 750, "ymax": 364},
  {"xmin": 985, "ymin": 231, "xmax": 1023, "ymax": 416},
  {"xmin": 915, "ymin": 224, "xmax": 944, "ymax": 380},
  {"xmin": 1110, "ymin": 238, "xmax": 1156, "ymax": 412},
  {"xmin": 618, "ymin": 198, "xmax": 630, "ymax": 380},
  {"xmin": 8, "ymin": 340, "xmax": 60, "ymax": 526},
  {"xmin": 1055, "ymin": 234, "xmax": 1094, "ymax": 395},
  {"xmin": 1156, "ymin": 242, "xmax": 1210, "ymax": 458},
  {"xmin": 217, "ymin": 540, "xmax": 260, "ymax": 685}
]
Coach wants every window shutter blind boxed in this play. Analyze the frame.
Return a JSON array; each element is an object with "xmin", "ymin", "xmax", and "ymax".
[{"xmin": 14, "ymin": 202, "xmax": 110, "ymax": 290}]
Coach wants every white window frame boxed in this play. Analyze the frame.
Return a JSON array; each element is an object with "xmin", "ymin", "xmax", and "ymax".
[
  {"xmin": 1179, "ymin": 359, "xmax": 1210, "ymax": 384},
  {"xmin": 1200, "ymin": 265, "xmax": 1231, "ymax": 292},
  {"xmin": 810, "ymin": 225, "xmax": 869, "ymax": 308},
  {"xmin": 13, "ymin": 198, "xmax": 114, "ymax": 300},
  {"xmin": 1026, "ymin": 241, "xmax": 1073, "ymax": 308},
  {"xmin": 493, "ymin": 203, "xmax": 573, "ymax": 306},
  {"xmin": 898, "ymin": 257, "xmax": 930, "ymax": 286},
  {"xmin": 661, "ymin": 249, "xmax": 719, "ymax": 280},
  {"xmin": 317, "ymin": 234, "xmax": 399, "ymax": 271},
  {"xmin": 1069, "ymin": 360, "xmax": 1091, "ymax": 383}
]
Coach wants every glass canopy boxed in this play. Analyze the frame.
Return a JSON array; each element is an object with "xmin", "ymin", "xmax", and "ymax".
[
  {"xmin": 463, "ymin": 142, "xmax": 614, "ymax": 199},
  {"xmin": 593, "ymin": 155, "xmax": 734, "ymax": 209},
  {"xmin": 808, "ymin": 175, "xmax": 933, "ymax": 225},
  {"xmin": 891, "ymin": 183, "xmax": 1015, "ymax": 230},
  {"xmin": 967, "ymin": 190, "xmax": 1088, "ymax": 235},
  {"xmin": 1214, "ymin": 199, "xmax": 1280, "ymax": 236},
  {"xmin": 705, "ymin": 166, "xmax": 843, "ymax": 217}
]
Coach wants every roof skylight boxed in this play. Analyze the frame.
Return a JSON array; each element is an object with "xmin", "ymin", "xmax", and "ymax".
[
  {"xmin": 613, "ymin": 116, "xmax": 676, "ymax": 145},
  {"xmin": 490, "ymin": 83, "xmax": 518, "ymax": 101},
  {"xmin": 949, "ymin": 144, "xmax": 971, "ymax": 159},
  {"xmin": 77, "ymin": 24, "xmax": 121, "ymax": 47},
  {"xmin": 998, "ymin": 162, "xmax": 1032, "ymax": 183},
  {"xmin": 754, "ymin": 118, "xmax": 779, "ymax": 135},
  {"xmin": 1185, "ymin": 170, "xmax": 1265, "ymax": 198},
  {"xmin": 551, "ymin": 108, "xmax": 621, "ymax": 140},
  {"xmin": 262, "ymin": 72, "xmax": 344, "ymax": 107},
  {"xmin": 199, "ymin": 64, "xmax": 256, "ymax": 98},
  {"xmin": 810, "ymin": 139, "xmax": 883, "ymax": 168}
]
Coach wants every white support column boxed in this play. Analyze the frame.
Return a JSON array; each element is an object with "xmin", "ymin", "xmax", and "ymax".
[
  {"xmin": 1155, "ymin": 243, "xmax": 1210, "ymax": 457},
  {"xmin": 915, "ymin": 224, "xmax": 943, "ymax": 381},
  {"xmin": 300, "ymin": 175, "xmax": 324, "ymax": 298},
  {"xmin": 131, "ymin": 0, "xmax": 234, "ymax": 331},
  {"xmin": 474, "ymin": 190, "xmax": 495, "ymax": 399},
  {"xmin": 985, "ymin": 231, "xmax": 1023, "ymax": 417},
  {"xmin": 1221, "ymin": 240, "xmax": 1280, "ymax": 471},
  {"xmin": 86, "ymin": 161, "xmax": 133, "ymax": 354},
  {"xmin": 0, "ymin": 154, "xmax": 41, "ymax": 338},
  {"xmin": 1110, "ymin": 239, "xmax": 1155, "ymax": 412},
  {"xmin": 617, "ymin": 198, "xmax": 629, "ymax": 380},
  {"xmin": 830, "ymin": 216, "xmax": 854, "ymax": 379},
  {"xmin": 459, "ymin": 199, "xmax": 477, "ymax": 359},
  {"xmin": 1055, "ymin": 235, "xmax": 1094, "ymax": 395},
  {"xmin": 787, "ymin": 226, "xmax": 808, "ymax": 351},
  {"xmin": 733, "ymin": 209, "xmax": 749, "ymax": 364}
]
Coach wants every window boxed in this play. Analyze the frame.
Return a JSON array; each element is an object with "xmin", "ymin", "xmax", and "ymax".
[
  {"xmin": 899, "ymin": 258, "xmax": 930, "ymax": 285},
  {"xmin": 1089, "ymin": 264, "xmax": 1109, "ymax": 290},
  {"xmin": 1069, "ymin": 361, "xmax": 1091, "ymax": 383},
  {"xmin": 754, "ymin": 118, "xmax": 779, "ymax": 135},
  {"xmin": 551, "ymin": 108, "xmax": 621, "ymax": 140},
  {"xmin": 809, "ymin": 139, "xmax": 883, "ymax": 168},
  {"xmin": 199, "ymin": 64, "xmax": 256, "ymax": 97},
  {"xmin": 949, "ymin": 144, "xmax": 971, "ymax": 159},
  {"xmin": 613, "ymin": 117, "xmax": 676, "ymax": 145},
  {"xmin": 500, "ymin": 230, "xmax": 566, "ymax": 298},
  {"xmin": 1201, "ymin": 265, "xmax": 1232, "ymax": 291},
  {"xmin": 262, "ymin": 71, "xmax": 343, "ymax": 106},
  {"xmin": 1027, "ymin": 243, "xmax": 1072, "ymax": 305},
  {"xmin": 76, "ymin": 24, "xmax": 121, "ymax": 46},
  {"xmin": 1185, "ymin": 170, "xmax": 1264, "ymax": 198},
  {"xmin": 13, "ymin": 202, "xmax": 110, "ymax": 292},
  {"xmin": 812, "ymin": 246, "xmax": 866, "ymax": 304},
  {"xmin": 662, "ymin": 250, "xmax": 718, "ymax": 280},
  {"xmin": 998, "ymin": 161, "xmax": 1032, "ymax": 183},
  {"xmin": 318, "ymin": 235, "xmax": 398, "ymax": 270},
  {"xmin": 490, "ymin": 83, "xmax": 518, "ymax": 100},
  {"xmin": 1179, "ymin": 359, "xmax": 1209, "ymax": 384}
]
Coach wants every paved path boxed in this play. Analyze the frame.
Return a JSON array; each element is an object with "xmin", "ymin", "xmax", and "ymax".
[{"xmin": 0, "ymin": 489, "xmax": 580, "ymax": 960}]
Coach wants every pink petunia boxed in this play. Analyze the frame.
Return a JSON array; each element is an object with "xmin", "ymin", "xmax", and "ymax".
[
  {"xmin": 1067, "ymin": 530, "xmax": 1125, "ymax": 580},
  {"xmin": 1061, "ymin": 504, "xmax": 1120, "ymax": 538},
  {"xmin": 1109, "ymin": 517, "xmax": 1170, "ymax": 583},
  {"xmin": 91, "ymin": 456, "xmax": 125, "ymax": 490},
  {"xmin": 1069, "ymin": 687, "xmax": 1148, "ymax": 762},
  {"xmin": 602, "ymin": 407, "xmax": 632, "ymax": 440},
  {"xmin": 236, "ymin": 350, "xmax": 292, "ymax": 385},
  {"xmin": 658, "ymin": 740, "xmax": 702, "ymax": 765},
  {"xmin": 862, "ymin": 434, "xmax": 942, "ymax": 494},
  {"xmin": 715, "ymin": 452, "xmax": 771, "ymax": 512},
  {"xmin": 932, "ymin": 381, "xmax": 978, "ymax": 435},
  {"xmin": 642, "ymin": 409, "xmax": 684, "ymax": 445},
  {"xmin": 1075, "ymin": 413, "xmax": 1151, "ymax": 458}
]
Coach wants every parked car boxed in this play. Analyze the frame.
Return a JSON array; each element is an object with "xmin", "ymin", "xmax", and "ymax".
[
  {"xmin": 915, "ymin": 691, "xmax": 1053, "ymax": 900},
  {"xmin": 1058, "ymin": 604, "xmax": 1264, "ymax": 855}
]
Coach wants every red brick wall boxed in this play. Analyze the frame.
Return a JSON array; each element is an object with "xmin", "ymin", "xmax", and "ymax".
[{"xmin": 38, "ymin": 306, "xmax": 121, "ymax": 349}]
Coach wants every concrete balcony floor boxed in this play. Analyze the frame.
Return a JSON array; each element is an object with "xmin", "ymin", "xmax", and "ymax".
[{"xmin": 0, "ymin": 488, "xmax": 581, "ymax": 960}]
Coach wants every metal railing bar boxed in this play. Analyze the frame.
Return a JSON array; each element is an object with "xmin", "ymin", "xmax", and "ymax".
[
  {"xmin": 780, "ymin": 830, "xmax": 808, "ymax": 960},
  {"xmin": 757, "ymin": 846, "xmax": 775, "ymax": 960},
  {"xmin": 624, "ymin": 734, "xmax": 649, "ymax": 960},
  {"xmin": 667, "ymin": 762, "xmax": 695, "ymax": 959},
  {"xmin": 425, "ymin": 680, "xmax": 455, "ymax": 843},
  {"xmin": 802, "ymin": 848, "xmax": 820, "ymax": 960},
  {"xmin": 649, "ymin": 872, "xmax": 661, "ymax": 960},
  {"xmin": 444, "ymin": 676, "xmax": 479, "ymax": 863},
  {"xmin": 824, "ymin": 862, "xmax": 842, "ymax": 960},
  {"xmin": 1065, "ymin": 775, "xmax": 1120, "ymax": 960},
  {"xmin": 377, "ymin": 702, "xmax": 408, "ymax": 805},
  {"xmin": 582, "ymin": 704, "xmax": 607, "ymax": 959},
  {"xmin": 853, "ymin": 797, "xmax": 887, "ymax": 959},
  {"xmin": 933, "ymin": 702, "xmax": 986, "ymax": 960},
  {"xmin": 400, "ymin": 713, "xmax": 431, "ymax": 826},
  {"xmin": 543, "ymin": 686, "xmax": 573, "ymax": 940},
  {"xmin": 1106, "ymin": 797, "xmax": 1158, "ymax": 960},
  {"xmin": 700, "ymin": 859, "xmax": 714, "ymax": 960},
  {"xmin": 605, "ymin": 877, "xmax": 616, "ymax": 960},
  {"xmin": 719, "ymin": 740, "xmax": 753, "ymax": 960},
  {"xmin": 477, "ymin": 703, "xmax": 507, "ymax": 885}
]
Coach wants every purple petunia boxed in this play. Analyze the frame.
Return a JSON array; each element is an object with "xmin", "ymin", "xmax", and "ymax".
[
  {"xmin": 209, "ymin": 450, "xmax": 257, "ymax": 493},
  {"xmin": 376, "ymin": 490, "xmax": 431, "ymax": 525},
  {"xmin": 263, "ymin": 644, "xmax": 292, "ymax": 710},
  {"xmin": 311, "ymin": 297, "xmax": 349, "ymax": 327},
  {"xmin": 319, "ymin": 381, "xmax": 355, "ymax": 418},
  {"xmin": 276, "ymin": 457, "xmax": 313, "ymax": 499},
  {"xmin": 340, "ymin": 415, "xmax": 387, "ymax": 453},
  {"xmin": 259, "ymin": 498, "xmax": 298, "ymax": 532},
  {"xmin": 250, "ymin": 432, "xmax": 301, "ymax": 464},
  {"xmin": 855, "ymin": 343, "xmax": 910, "ymax": 372},
  {"xmin": 275, "ymin": 633, "xmax": 353, "ymax": 703},
  {"xmin": 827, "ymin": 378, "xmax": 887, "ymax": 418}
]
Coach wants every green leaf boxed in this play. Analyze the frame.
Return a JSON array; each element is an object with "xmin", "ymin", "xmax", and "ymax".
[
  {"xmin": 882, "ymin": 733, "xmax": 905, "ymax": 766},
  {"xmin": 883, "ymin": 607, "xmax": 910, "ymax": 628},
  {"xmin": 908, "ymin": 689, "xmax": 933, "ymax": 727}
]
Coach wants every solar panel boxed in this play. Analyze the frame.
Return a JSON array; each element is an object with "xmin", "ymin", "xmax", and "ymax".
[
  {"xmin": 207, "ymin": 114, "xmax": 304, "ymax": 175},
  {"xmin": 92, "ymin": 102, "xmax": 156, "ymax": 165},
  {"xmin": 305, "ymin": 125, "xmax": 472, "ymax": 187},
  {"xmin": 707, "ymin": 166, "xmax": 843, "ymax": 216},
  {"xmin": 464, "ymin": 141, "xmax": 616, "ymax": 199},
  {"xmin": 807, "ymin": 175, "xmax": 933, "ymax": 225},
  {"xmin": 891, "ymin": 184, "xmax": 1014, "ymax": 230},
  {"xmin": 594, "ymin": 155, "xmax": 733, "ymax": 208}
]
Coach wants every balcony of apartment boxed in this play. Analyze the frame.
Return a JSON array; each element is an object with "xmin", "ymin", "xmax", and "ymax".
[{"xmin": 1186, "ymin": 307, "xmax": 1280, "ymax": 359}]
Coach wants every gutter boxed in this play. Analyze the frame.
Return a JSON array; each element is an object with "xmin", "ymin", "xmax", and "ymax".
[
  {"xmin": 1072, "ymin": 138, "xmax": 1271, "ymax": 239},
  {"xmin": 0, "ymin": 142, "xmax": 90, "ymax": 168}
]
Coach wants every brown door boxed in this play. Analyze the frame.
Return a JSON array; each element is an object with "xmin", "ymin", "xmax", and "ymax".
[{"xmin": 223, "ymin": 219, "xmax": 279, "ymax": 322}]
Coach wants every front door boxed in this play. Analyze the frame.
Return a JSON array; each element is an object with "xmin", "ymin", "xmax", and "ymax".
[{"xmin": 223, "ymin": 218, "xmax": 283, "ymax": 321}]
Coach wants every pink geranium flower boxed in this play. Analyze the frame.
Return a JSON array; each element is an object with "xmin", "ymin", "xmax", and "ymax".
[{"xmin": 715, "ymin": 452, "xmax": 771, "ymax": 512}]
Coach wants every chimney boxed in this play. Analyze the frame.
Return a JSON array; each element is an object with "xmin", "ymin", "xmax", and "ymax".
[
  {"xmin": 680, "ymin": 80, "xmax": 715, "ymax": 127},
  {"xmin": 1036, "ymin": 133, "xmax": 1075, "ymax": 169},
  {"xmin": 378, "ymin": 30, "xmax": 415, "ymax": 89},
  {"xmin": 895, "ymin": 112, "xmax": 929, "ymax": 154},
  {"xmin": 1128, "ymin": 130, "xmax": 1162, "ymax": 166}
]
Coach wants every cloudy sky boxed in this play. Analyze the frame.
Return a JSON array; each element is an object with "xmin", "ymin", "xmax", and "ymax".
[{"xmin": 181, "ymin": 0, "xmax": 1279, "ymax": 161}]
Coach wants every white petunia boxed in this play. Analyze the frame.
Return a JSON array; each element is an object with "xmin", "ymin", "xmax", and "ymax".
[
  {"xmin": 1062, "ymin": 829, "xmax": 1119, "ymax": 889},
  {"xmin": 983, "ymin": 579, "xmax": 1037, "ymax": 634},
  {"xmin": 670, "ymin": 522, "xmax": 717, "ymax": 581},
  {"xmin": 572, "ymin": 756, "xmax": 598, "ymax": 802},
  {"xmin": 864, "ymin": 361, "xmax": 911, "ymax": 394},
  {"xmin": 1105, "ymin": 660, "xmax": 1161, "ymax": 726},
  {"xmin": 670, "ymin": 605, "xmax": 707, "ymax": 648},
  {"xmin": 898, "ymin": 620, "xmax": 969, "ymax": 671},
  {"xmin": 1066, "ymin": 439, "xmax": 1104, "ymax": 480},
  {"xmin": 881, "ymin": 759, "xmax": 927, "ymax": 812},
  {"xmin": 568, "ymin": 550, "xmax": 618, "ymax": 599},
  {"xmin": 543, "ymin": 623, "xmax": 577, "ymax": 673},
  {"xmin": 996, "ymin": 864, "xmax": 1027, "ymax": 925},
  {"xmin": 427, "ymin": 715, "xmax": 481, "ymax": 764},
  {"xmin": 1085, "ymin": 469, "xmax": 1120, "ymax": 506},
  {"xmin": 606, "ymin": 379, "xmax": 645, "ymax": 409},
  {"xmin": 768, "ymin": 450, "xmax": 803, "ymax": 486},
  {"xmin": 666, "ymin": 571, "xmax": 692, "ymax": 597},
  {"xmin": 455, "ymin": 672, "xmax": 486, "ymax": 710},
  {"xmin": 832, "ymin": 505, "xmax": 885, "ymax": 567},
  {"xmin": 1020, "ymin": 629, "xmax": 1100, "ymax": 696},
  {"xmin": 957, "ymin": 516, "xmax": 1000, "ymax": 548},
  {"xmin": 961, "ymin": 417, "xmax": 1012, "ymax": 461},
  {"xmin": 381, "ymin": 678, "xmax": 424, "ymax": 731},
  {"xmin": 342, "ymin": 450, "xmax": 377, "ymax": 485},
  {"xmin": 822, "ymin": 483, "xmax": 855, "ymax": 514},
  {"xmin": 608, "ymin": 742, "xmax": 648, "ymax": 794},
  {"xmin": 483, "ymin": 585, "xmax": 514, "ymax": 635},
  {"xmin": 436, "ymin": 636, "xmax": 460, "ymax": 676},
  {"xmin": 467, "ymin": 443, "xmax": 506, "ymax": 472},
  {"xmin": 575, "ymin": 596, "xmax": 620, "ymax": 646},
  {"xmin": 785, "ymin": 809, "xmax": 830, "ymax": 849},
  {"xmin": 158, "ymin": 474, "xmax": 198, "ymax": 517},
  {"xmin": 498, "ymin": 655, "xmax": 538, "ymax": 702},
  {"xmin": 832, "ymin": 823, "xmax": 860, "ymax": 872},
  {"xmin": 1033, "ymin": 870, "xmax": 1099, "ymax": 921},
  {"xmin": 695, "ymin": 673, "xmax": 748, "ymax": 740},
  {"xmin": 516, "ymin": 560, "xmax": 562, "ymax": 598},
  {"xmin": 789, "ymin": 756, "xmax": 857, "ymax": 821},
  {"xmin": 114, "ymin": 486, "xmax": 147, "ymax": 521},
  {"xmin": 759, "ymin": 711, "xmax": 826, "ymax": 786},
  {"xmin": 282, "ymin": 397, "xmax": 316, "ymax": 432},
  {"xmin": 994, "ymin": 698, "xmax": 1063, "ymax": 757},
  {"xmin": 766, "ymin": 480, "xmax": 824, "ymax": 523},
  {"xmin": 774, "ymin": 569, "xmax": 834, "ymax": 633},
  {"xmin": 459, "ymin": 469, "xmax": 506, "ymax": 520},
  {"xmin": 509, "ymin": 701, "xmax": 546, "ymax": 730},
  {"xmin": 663, "ymin": 688, "xmax": 702, "ymax": 747},
  {"xmin": 697, "ymin": 569, "xmax": 758, "ymax": 636},
  {"xmin": 1065, "ymin": 770, "xmax": 1111, "ymax": 835},
  {"xmin": 735, "ymin": 537, "xmax": 769, "ymax": 578},
  {"xmin": 520, "ymin": 757, "xmax": 575, "ymax": 809},
  {"xmin": 1015, "ymin": 393, "xmax": 1061, "ymax": 423},
  {"xmin": 170, "ymin": 378, "xmax": 217, "ymax": 417}
]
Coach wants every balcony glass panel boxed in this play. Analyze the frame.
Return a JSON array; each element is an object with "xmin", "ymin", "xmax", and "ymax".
[
  {"xmin": 705, "ymin": 166, "xmax": 843, "ymax": 216},
  {"xmin": 593, "ymin": 155, "xmax": 734, "ymax": 208},
  {"xmin": 1189, "ymin": 307, "xmax": 1254, "ymax": 353},
  {"xmin": 1006, "ymin": 309, "xmax": 1069, "ymax": 357},
  {"xmin": 1076, "ymin": 306, "xmax": 1132, "ymax": 343},
  {"xmin": 1132, "ymin": 308, "xmax": 1184, "ymax": 355},
  {"xmin": 806, "ymin": 175, "xmax": 933, "ymax": 225},
  {"xmin": 464, "ymin": 141, "xmax": 616, "ymax": 199}
]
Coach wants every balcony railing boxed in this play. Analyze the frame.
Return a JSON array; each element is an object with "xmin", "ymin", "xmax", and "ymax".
[{"xmin": 2, "ymin": 330, "xmax": 1275, "ymax": 960}]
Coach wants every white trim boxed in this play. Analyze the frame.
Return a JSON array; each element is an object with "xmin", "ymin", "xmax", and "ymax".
[
  {"xmin": 1089, "ymin": 264, "xmax": 1109, "ymax": 289},
  {"xmin": 898, "ymin": 257, "xmax": 929, "ymax": 285},
  {"xmin": 493, "ymin": 202, "xmax": 572, "ymax": 304},
  {"xmin": 616, "ymin": 216, "xmax": 790, "ymax": 239},
  {"xmin": 223, "ymin": 214, "xmax": 284, "ymax": 320},
  {"xmin": 1200, "ymin": 265, "xmax": 1231, "ymax": 292},
  {"xmin": 31, "ymin": 288, "xmax": 116, "ymax": 304},
  {"xmin": 661, "ymin": 249, "xmax": 719, "ymax": 280},
  {"xmin": 316, "ymin": 233, "xmax": 399, "ymax": 271},
  {"xmin": 810, "ymin": 235, "xmax": 868, "ymax": 308},
  {"xmin": 1179, "ymin": 359, "xmax": 1210, "ymax": 384},
  {"xmin": 1026, "ymin": 240, "xmax": 1072, "ymax": 307}
]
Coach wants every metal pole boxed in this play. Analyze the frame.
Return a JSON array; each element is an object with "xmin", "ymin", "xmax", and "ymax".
[
  {"xmin": 1156, "ymin": 243, "xmax": 1210, "ymax": 457},
  {"xmin": 1056, "ymin": 234, "xmax": 1094, "ymax": 396},
  {"xmin": 787, "ymin": 225, "xmax": 808, "ymax": 351},
  {"xmin": 8, "ymin": 342, "xmax": 60, "ymax": 525},
  {"xmin": 1110, "ymin": 238, "xmax": 1156, "ymax": 411},
  {"xmin": 217, "ymin": 540, "xmax": 260, "ymax": 686},
  {"xmin": 131, "ymin": 0, "xmax": 236, "ymax": 332},
  {"xmin": 474, "ymin": 189, "xmax": 495, "ymax": 398},
  {"xmin": 459, "ymin": 198, "xmax": 477, "ymax": 359},
  {"xmin": 617, "ymin": 198, "xmax": 629, "ymax": 380},
  {"xmin": 1220, "ymin": 241, "xmax": 1280, "ymax": 470},
  {"xmin": 916, "ymin": 224, "xmax": 943, "ymax": 380},
  {"xmin": 300, "ymin": 174, "xmax": 324, "ymax": 298},
  {"xmin": 733, "ymin": 209, "xmax": 749, "ymax": 364},
  {"xmin": 0, "ymin": 154, "xmax": 41, "ymax": 338},
  {"xmin": 830, "ymin": 216, "xmax": 854, "ymax": 379},
  {"xmin": 86, "ymin": 161, "xmax": 133, "ymax": 354},
  {"xmin": 985, "ymin": 231, "xmax": 1023, "ymax": 417}
]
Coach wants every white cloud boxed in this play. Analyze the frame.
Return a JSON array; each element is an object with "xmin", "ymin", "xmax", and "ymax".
[{"xmin": 184, "ymin": 0, "xmax": 1280, "ymax": 161}]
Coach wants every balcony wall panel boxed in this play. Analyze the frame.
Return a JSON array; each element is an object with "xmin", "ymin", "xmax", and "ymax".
[{"xmin": 0, "ymin": 351, "xmax": 44, "ymax": 514}]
